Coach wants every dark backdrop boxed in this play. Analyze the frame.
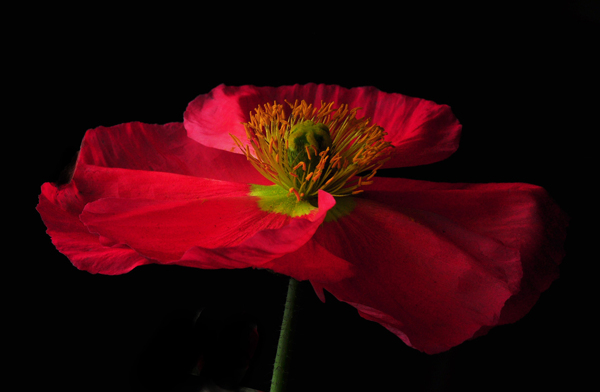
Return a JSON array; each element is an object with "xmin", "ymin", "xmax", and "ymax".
[{"xmin": 24, "ymin": 3, "xmax": 594, "ymax": 392}]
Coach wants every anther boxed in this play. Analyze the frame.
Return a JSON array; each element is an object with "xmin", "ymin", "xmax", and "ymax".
[
  {"xmin": 292, "ymin": 162, "xmax": 306, "ymax": 171},
  {"xmin": 311, "ymin": 145, "xmax": 319, "ymax": 156},
  {"xmin": 288, "ymin": 188, "xmax": 301, "ymax": 202}
]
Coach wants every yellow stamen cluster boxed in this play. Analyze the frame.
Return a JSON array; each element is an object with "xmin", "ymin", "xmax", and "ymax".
[{"xmin": 231, "ymin": 100, "xmax": 393, "ymax": 202}]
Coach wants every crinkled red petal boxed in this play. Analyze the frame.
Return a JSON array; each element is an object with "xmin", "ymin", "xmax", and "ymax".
[
  {"xmin": 37, "ymin": 162, "xmax": 253, "ymax": 273},
  {"xmin": 183, "ymin": 84, "xmax": 461, "ymax": 168},
  {"xmin": 77, "ymin": 173, "xmax": 262, "ymax": 262},
  {"xmin": 78, "ymin": 121, "xmax": 268, "ymax": 185},
  {"xmin": 304, "ymin": 196, "xmax": 524, "ymax": 354},
  {"xmin": 365, "ymin": 177, "xmax": 569, "ymax": 326},
  {"xmin": 39, "ymin": 162, "xmax": 335, "ymax": 272},
  {"xmin": 37, "ymin": 182, "xmax": 151, "ymax": 274},
  {"xmin": 37, "ymin": 121, "xmax": 277, "ymax": 273}
]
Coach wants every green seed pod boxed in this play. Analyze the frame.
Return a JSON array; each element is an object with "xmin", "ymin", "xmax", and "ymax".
[{"xmin": 287, "ymin": 121, "xmax": 333, "ymax": 169}]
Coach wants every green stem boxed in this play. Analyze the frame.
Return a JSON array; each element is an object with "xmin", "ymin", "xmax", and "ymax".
[{"xmin": 270, "ymin": 277, "xmax": 299, "ymax": 392}]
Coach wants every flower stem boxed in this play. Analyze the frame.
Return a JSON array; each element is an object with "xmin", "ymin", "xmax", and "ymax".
[{"xmin": 270, "ymin": 277, "xmax": 299, "ymax": 392}]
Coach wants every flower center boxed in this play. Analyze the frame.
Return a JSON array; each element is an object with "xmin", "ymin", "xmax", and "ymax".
[{"xmin": 231, "ymin": 100, "xmax": 393, "ymax": 202}]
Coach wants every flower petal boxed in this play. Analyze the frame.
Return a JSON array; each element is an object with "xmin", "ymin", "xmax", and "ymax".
[
  {"xmin": 75, "ymin": 167, "xmax": 335, "ymax": 266},
  {"xmin": 74, "ymin": 176, "xmax": 271, "ymax": 262},
  {"xmin": 74, "ymin": 165, "xmax": 252, "ymax": 202},
  {"xmin": 183, "ymin": 84, "xmax": 461, "ymax": 167},
  {"xmin": 306, "ymin": 196, "xmax": 523, "ymax": 354},
  {"xmin": 78, "ymin": 121, "xmax": 268, "ymax": 184},
  {"xmin": 258, "ymin": 236, "xmax": 357, "ymax": 286},
  {"xmin": 37, "ymin": 164, "xmax": 255, "ymax": 274},
  {"xmin": 37, "ymin": 120, "xmax": 276, "ymax": 274},
  {"xmin": 177, "ymin": 190, "xmax": 336, "ymax": 270},
  {"xmin": 365, "ymin": 177, "xmax": 569, "ymax": 325},
  {"xmin": 39, "ymin": 161, "xmax": 333, "ymax": 273},
  {"xmin": 79, "ymin": 195, "xmax": 285, "ymax": 262},
  {"xmin": 37, "ymin": 182, "xmax": 150, "ymax": 274}
]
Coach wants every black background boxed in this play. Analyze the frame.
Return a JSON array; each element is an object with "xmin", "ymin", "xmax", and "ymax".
[{"xmin": 21, "ymin": 3, "xmax": 595, "ymax": 391}]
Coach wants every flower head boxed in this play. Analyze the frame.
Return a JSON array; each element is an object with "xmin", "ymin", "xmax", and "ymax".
[{"xmin": 37, "ymin": 84, "xmax": 568, "ymax": 354}]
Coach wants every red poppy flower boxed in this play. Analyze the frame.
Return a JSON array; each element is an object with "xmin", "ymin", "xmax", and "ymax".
[{"xmin": 37, "ymin": 84, "xmax": 568, "ymax": 354}]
